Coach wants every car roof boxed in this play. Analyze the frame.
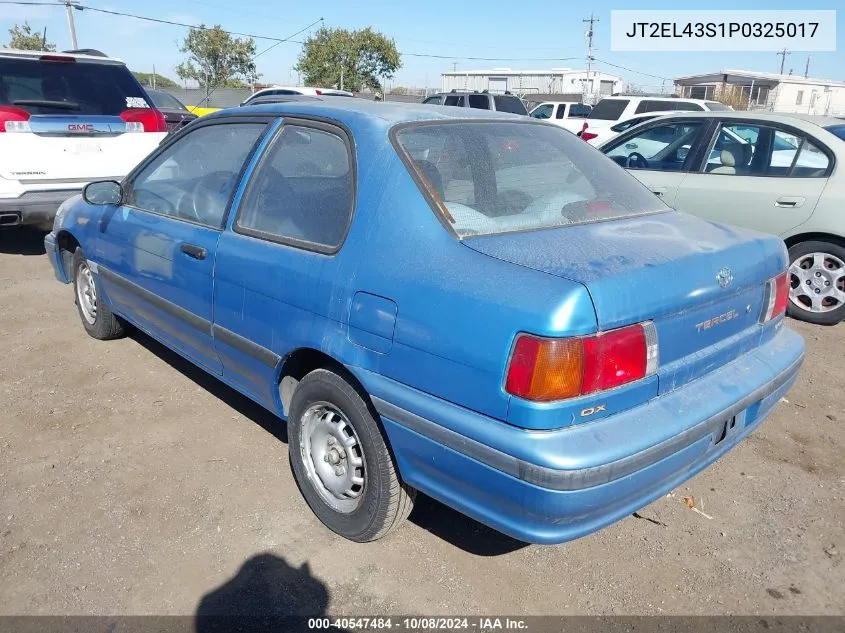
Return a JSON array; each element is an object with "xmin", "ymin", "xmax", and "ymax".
[
  {"xmin": 0, "ymin": 47, "xmax": 125, "ymax": 65},
  {"xmin": 603, "ymin": 96, "xmax": 716, "ymax": 104},
  {"xmin": 640, "ymin": 110, "xmax": 845, "ymax": 128},
  {"xmin": 213, "ymin": 99, "xmax": 525, "ymax": 126}
]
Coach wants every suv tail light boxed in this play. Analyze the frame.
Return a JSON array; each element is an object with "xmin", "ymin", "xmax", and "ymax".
[
  {"xmin": 580, "ymin": 131, "xmax": 598, "ymax": 141},
  {"xmin": 505, "ymin": 323, "xmax": 659, "ymax": 402},
  {"xmin": 120, "ymin": 108, "xmax": 167, "ymax": 133},
  {"xmin": 761, "ymin": 272, "xmax": 789, "ymax": 323},
  {"xmin": 0, "ymin": 106, "xmax": 31, "ymax": 133}
]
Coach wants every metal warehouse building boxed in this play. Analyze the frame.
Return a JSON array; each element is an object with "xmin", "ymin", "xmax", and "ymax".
[
  {"xmin": 440, "ymin": 68, "xmax": 623, "ymax": 102},
  {"xmin": 675, "ymin": 69, "xmax": 845, "ymax": 116}
]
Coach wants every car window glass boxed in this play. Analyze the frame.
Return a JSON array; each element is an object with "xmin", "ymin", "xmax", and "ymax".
[
  {"xmin": 605, "ymin": 121, "xmax": 704, "ymax": 171},
  {"xmin": 569, "ymin": 104, "xmax": 591, "ymax": 118},
  {"xmin": 530, "ymin": 104, "xmax": 553, "ymax": 119},
  {"xmin": 422, "ymin": 96, "xmax": 441, "ymax": 104},
  {"xmin": 706, "ymin": 124, "xmax": 759, "ymax": 174},
  {"xmin": 493, "ymin": 95, "xmax": 527, "ymax": 115},
  {"xmin": 127, "ymin": 123, "xmax": 266, "ymax": 227},
  {"xmin": 588, "ymin": 99, "xmax": 628, "ymax": 121},
  {"xmin": 468, "ymin": 94, "xmax": 490, "ymax": 109},
  {"xmin": 790, "ymin": 137, "xmax": 830, "ymax": 177},
  {"xmin": 235, "ymin": 124, "xmax": 353, "ymax": 249},
  {"xmin": 555, "ymin": 105, "xmax": 567, "ymax": 119},
  {"xmin": 444, "ymin": 95, "xmax": 465, "ymax": 107},
  {"xmin": 396, "ymin": 122, "xmax": 665, "ymax": 237}
]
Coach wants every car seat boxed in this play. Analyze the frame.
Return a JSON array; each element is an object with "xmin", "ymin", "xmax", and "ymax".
[{"xmin": 710, "ymin": 144, "xmax": 751, "ymax": 175}]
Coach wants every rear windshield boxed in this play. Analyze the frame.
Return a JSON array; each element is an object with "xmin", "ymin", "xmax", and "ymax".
[
  {"xmin": 493, "ymin": 95, "xmax": 528, "ymax": 115},
  {"xmin": 588, "ymin": 99, "xmax": 629, "ymax": 121},
  {"xmin": 705, "ymin": 101, "xmax": 732, "ymax": 111},
  {"xmin": 825, "ymin": 124, "xmax": 845, "ymax": 141},
  {"xmin": 0, "ymin": 57, "xmax": 152, "ymax": 115},
  {"xmin": 148, "ymin": 91, "xmax": 186, "ymax": 110},
  {"xmin": 395, "ymin": 121, "xmax": 666, "ymax": 238}
]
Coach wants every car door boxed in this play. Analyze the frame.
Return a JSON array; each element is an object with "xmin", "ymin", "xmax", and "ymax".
[
  {"xmin": 602, "ymin": 118, "xmax": 710, "ymax": 206},
  {"xmin": 94, "ymin": 118, "xmax": 270, "ymax": 373},
  {"xmin": 213, "ymin": 118, "xmax": 356, "ymax": 408},
  {"xmin": 672, "ymin": 120, "xmax": 830, "ymax": 236}
]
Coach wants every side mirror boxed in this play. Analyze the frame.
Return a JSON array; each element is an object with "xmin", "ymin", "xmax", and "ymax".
[{"xmin": 83, "ymin": 180, "xmax": 123, "ymax": 205}]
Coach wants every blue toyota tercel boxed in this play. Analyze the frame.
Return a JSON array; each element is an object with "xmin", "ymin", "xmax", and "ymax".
[{"xmin": 45, "ymin": 100, "xmax": 804, "ymax": 544}]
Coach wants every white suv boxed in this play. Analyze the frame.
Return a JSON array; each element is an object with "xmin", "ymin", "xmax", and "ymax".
[
  {"xmin": 562, "ymin": 96, "xmax": 733, "ymax": 136},
  {"xmin": 240, "ymin": 86, "xmax": 355, "ymax": 105},
  {"xmin": 0, "ymin": 48, "xmax": 167, "ymax": 229}
]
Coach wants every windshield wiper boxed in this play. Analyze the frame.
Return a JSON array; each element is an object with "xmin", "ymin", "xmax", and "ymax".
[{"xmin": 12, "ymin": 99, "xmax": 82, "ymax": 111}]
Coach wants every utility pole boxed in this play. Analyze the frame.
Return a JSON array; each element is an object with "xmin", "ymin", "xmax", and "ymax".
[
  {"xmin": 583, "ymin": 13, "xmax": 598, "ymax": 104},
  {"xmin": 41, "ymin": 27, "xmax": 47, "ymax": 51},
  {"xmin": 60, "ymin": 0, "xmax": 79, "ymax": 49},
  {"xmin": 777, "ymin": 47, "xmax": 791, "ymax": 75},
  {"xmin": 452, "ymin": 62, "xmax": 457, "ymax": 72},
  {"xmin": 804, "ymin": 56, "xmax": 811, "ymax": 78},
  {"xmin": 152, "ymin": 64, "xmax": 156, "ymax": 89}
]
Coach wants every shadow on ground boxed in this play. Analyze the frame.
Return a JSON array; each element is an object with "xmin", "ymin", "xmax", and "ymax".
[
  {"xmin": 0, "ymin": 228, "xmax": 47, "ymax": 255},
  {"xmin": 195, "ymin": 553, "xmax": 348, "ymax": 632},
  {"xmin": 130, "ymin": 328, "xmax": 528, "ymax": 557}
]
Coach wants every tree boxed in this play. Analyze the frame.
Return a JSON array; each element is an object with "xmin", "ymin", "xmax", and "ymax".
[
  {"xmin": 175, "ymin": 25, "xmax": 258, "ymax": 92},
  {"xmin": 6, "ymin": 22, "xmax": 55, "ymax": 51},
  {"xmin": 132, "ymin": 72, "xmax": 179, "ymax": 89},
  {"xmin": 296, "ymin": 27, "xmax": 400, "ymax": 92}
]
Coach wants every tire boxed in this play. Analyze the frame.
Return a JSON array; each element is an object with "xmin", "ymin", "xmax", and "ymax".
[
  {"xmin": 787, "ymin": 240, "xmax": 845, "ymax": 326},
  {"xmin": 71, "ymin": 247, "xmax": 125, "ymax": 340},
  {"xmin": 288, "ymin": 368, "xmax": 415, "ymax": 542}
]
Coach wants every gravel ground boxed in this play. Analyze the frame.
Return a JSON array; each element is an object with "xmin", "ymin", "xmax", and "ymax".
[{"xmin": 0, "ymin": 228, "xmax": 843, "ymax": 617}]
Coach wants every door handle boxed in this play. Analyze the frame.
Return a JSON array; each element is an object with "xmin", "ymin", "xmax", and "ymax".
[
  {"xmin": 775, "ymin": 196, "xmax": 806, "ymax": 208},
  {"xmin": 180, "ymin": 243, "xmax": 207, "ymax": 260}
]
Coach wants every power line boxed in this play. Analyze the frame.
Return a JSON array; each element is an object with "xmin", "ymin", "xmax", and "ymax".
[
  {"xmin": 254, "ymin": 17, "xmax": 323, "ymax": 59},
  {"xmin": 0, "ymin": 1, "xmax": 586, "ymax": 62},
  {"xmin": 592, "ymin": 57, "xmax": 672, "ymax": 81}
]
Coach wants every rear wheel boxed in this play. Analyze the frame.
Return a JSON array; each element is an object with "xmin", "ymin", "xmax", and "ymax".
[
  {"xmin": 787, "ymin": 240, "xmax": 845, "ymax": 325},
  {"xmin": 287, "ymin": 368, "xmax": 415, "ymax": 542},
  {"xmin": 72, "ymin": 248, "xmax": 125, "ymax": 340}
]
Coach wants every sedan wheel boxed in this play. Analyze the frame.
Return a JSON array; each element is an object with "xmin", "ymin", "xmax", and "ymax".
[{"xmin": 787, "ymin": 241, "xmax": 845, "ymax": 325}]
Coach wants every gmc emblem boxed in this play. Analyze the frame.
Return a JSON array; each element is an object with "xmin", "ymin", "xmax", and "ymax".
[{"xmin": 68, "ymin": 123, "xmax": 94, "ymax": 132}]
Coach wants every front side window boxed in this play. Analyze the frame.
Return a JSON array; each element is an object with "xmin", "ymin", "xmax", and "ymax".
[
  {"xmin": 127, "ymin": 122, "xmax": 266, "ymax": 227},
  {"xmin": 605, "ymin": 121, "xmax": 704, "ymax": 172},
  {"xmin": 235, "ymin": 124, "xmax": 354, "ymax": 250},
  {"xmin": 422, "ymin": 96, "xmax": 441, "ymax": 105},
  {"xmin": 395, "ymin": 121, "xmax": 665, "ymax": 238},
  {"xmin": 530, "ymin": 104, "xmax": 553, "ymax": 120}
]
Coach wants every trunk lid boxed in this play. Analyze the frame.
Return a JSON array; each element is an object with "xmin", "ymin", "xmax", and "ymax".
[{"xmin": 464, "ymin": 211, "xmax": 787, "ymax": 393}]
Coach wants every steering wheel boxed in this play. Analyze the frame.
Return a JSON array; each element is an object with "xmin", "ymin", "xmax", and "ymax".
[
  {"xmin": 626, "ymin": 152, "xmax": 649, "ymax": 169},
  {"xmin": 190, "ymin": 171, "xmax": 235, "ymax": 224}
]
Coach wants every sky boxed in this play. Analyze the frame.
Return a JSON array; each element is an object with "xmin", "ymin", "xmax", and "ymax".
[{"xmin": 1, "ymin": 0, "xmax": 843, "ymax": 90}]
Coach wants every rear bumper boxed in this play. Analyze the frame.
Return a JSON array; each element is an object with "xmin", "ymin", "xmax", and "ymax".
[
  {"xmin": 0, "ymin": 190, "xmax": 79, "ymax": 227},
  {"xmin": 356, "ymin": 324, "xmax": 804, "ymax": 544}
]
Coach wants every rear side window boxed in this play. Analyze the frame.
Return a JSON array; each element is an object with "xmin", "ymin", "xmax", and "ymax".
[
  {"xmin": 825, "ymin": 124, "xmax": 845, "ymax": 141},
  {"xmin": 395, "ymin": 121, "xmax": 665, "ymax": 237},
  {"xmin": 235, "ymin": 124, "xmax": 354, "ymax": 250},
  {"xmin": 588, "ymin": 99, "xmax": 629, "ymax": 121},
  {"xmin": 422, "ymin": 96, "xmax": 441, "ymax": 105},
  {"xmin": 569, "ymin": 104, "xmax": 591, "ymax": 118},
  {"xmin": 493, "ymin": 95, "xmax": 527, "ymax": 115},
  {"xmin": 444, "ymin": 95, "xmax": 465, "ymax": 107},
  {"xmin": 0, "ymin": 57, "xmax": 151, "ymax": 115},
  {"xmin": 468, "ymin": 94, "xmax": 490, "ymax": 110},
  {"xmin": 705, "ymin": 101, "xmax": 732, "ymax": 111}
]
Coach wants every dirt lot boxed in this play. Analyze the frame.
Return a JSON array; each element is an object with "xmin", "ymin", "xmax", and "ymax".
[{"xmin": 0, "ymin": 228, "xmax": 843, "ymax": 617}]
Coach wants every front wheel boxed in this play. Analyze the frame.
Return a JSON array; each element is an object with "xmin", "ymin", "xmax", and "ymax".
[
  {"xmin": 288, "ymin": 368, "xmax": 415, "ymax": 542},
  {"xmin": 72, "ymin": 248, "xmax": 125, "ymax": 340},
  {"xmin": 787, "ymin": 240, "xmax": 845, "ymax": 325}
]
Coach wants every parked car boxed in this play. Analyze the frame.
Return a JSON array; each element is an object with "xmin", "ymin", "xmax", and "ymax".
[
  {"xmin": 241, "ymin": 86, "xmax": 354, "ymax": 106},
  {"xmin": 45, "ymin": 100, "xmax": 803, "ymax": 544},
  {"xmin": 145, "ymin": 89, "xmax": 197, "ymax": 133},
  {"xmin": 239, "ymin": 94, "xmax": 323, "ymax": 107},
  {"xmin": 0, "ymin": 48, "xmax": 168, "ymax": 229},
  {"xmin": 599, "ymin": 111, "xmax": 845, "ymax": 325},
  {"xmin": 564, "ymin": 95, "xmax": 732, "ymax": 136},
  {"xmin": 529, "ymin": 101, "xmax": 592, "ymax": 126},
  {"xmin": 579, "ymin": 110, "xmax": 691, "ymax": 146},
  {"xmin": 422, "ymin": 90, "xmax": 528, "ymax": 115}
]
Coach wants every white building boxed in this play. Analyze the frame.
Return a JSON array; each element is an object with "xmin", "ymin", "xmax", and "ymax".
[
  {"xmin": 674, "ymin": 69, "xmax": 845, "ymax": 116},
  {"xmin": 440, "ymin": 68, "xmax": 623, "ymax": 103}
]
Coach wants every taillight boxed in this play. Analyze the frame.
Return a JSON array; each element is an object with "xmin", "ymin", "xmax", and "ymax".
[
  {"xmin": 505, "ymin": 323, "xmax": 659, "ymax": 402},
  {"xmin": 315, "ymin": 89, "xmax": 323, "ymax": 95},
  {"xmin": 761, "ymin": 272, "xmax": 789, "ymax": 323},
  {"xmin": 581, "ymin": 131, "xmax": 598, "ymax": 141},
  {"xmin": 120, "ymin": 108, "xmax": 167, "ymax": 133},
  {"xmin": 39, "ymin": 54, "xmax": 76, "ymax": 63},
  {"xmin": 0, "ymin": 106, "xmax": 31, "ymax": 133}
]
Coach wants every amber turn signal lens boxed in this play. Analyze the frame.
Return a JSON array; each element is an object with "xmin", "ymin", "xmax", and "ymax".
[{"xmin": 505, "ymin": 335, "xmax": 584, "ymax": 402}]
